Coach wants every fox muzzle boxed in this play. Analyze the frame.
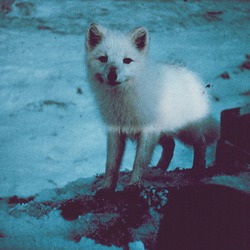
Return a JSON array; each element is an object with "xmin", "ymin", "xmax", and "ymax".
[{"xmin": 107, "ymin": 67, "xmax": 122, "ymax": 86}]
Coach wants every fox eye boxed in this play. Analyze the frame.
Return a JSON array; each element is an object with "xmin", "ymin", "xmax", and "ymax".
[
  {"xmin": 98, "ymin": 56, "xmax": 108, "ymax": 63},
  {"xmin": 123, "ymin": 58, "xmax": 133, "ymax": 64}
]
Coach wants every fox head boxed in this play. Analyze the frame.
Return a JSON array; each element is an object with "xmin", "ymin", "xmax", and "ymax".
[{"xmin": 85, "ymin": 24, "xmax": 149, "ymax": 87}]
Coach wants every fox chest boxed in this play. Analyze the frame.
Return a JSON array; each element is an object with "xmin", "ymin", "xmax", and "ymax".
[{"xmin": 99, "ymin": 91, "xmax": 154, "ymax": 128}]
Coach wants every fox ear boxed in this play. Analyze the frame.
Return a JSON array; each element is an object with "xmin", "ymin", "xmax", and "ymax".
[
  {"xmin": 86, "ymin": 23, "xmax": 105, "ymax": 51},
  {"xmin": 130, "ymin": 27, "xmax": 148, "ymax": 53}
]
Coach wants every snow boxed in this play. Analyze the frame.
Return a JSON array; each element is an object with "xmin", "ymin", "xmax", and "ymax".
[
  {"xmin": 0, "ymin": 209, "xmax": 122, "ymax": 250},
  {"xmin": 0, "ymin": 0, "xmax": 249, "ymax": 249}
]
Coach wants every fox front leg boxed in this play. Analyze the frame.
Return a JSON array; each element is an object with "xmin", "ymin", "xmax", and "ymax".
[
  {"xmin": 102, "ymin": 130, "xmax": 126, "ymax": 191},
  {"xmin": 129, "ymin": 132, "xmax": 159, "ymax": 187}
]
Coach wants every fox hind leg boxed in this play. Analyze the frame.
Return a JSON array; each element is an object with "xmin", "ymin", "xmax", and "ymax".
[
  {"xmin": 157, "ymin": 135, "xmax": 175, "ymax": 171},
  {"xmin": 192, "ymin": 135, "xmax": 206, "ymax": 171}
]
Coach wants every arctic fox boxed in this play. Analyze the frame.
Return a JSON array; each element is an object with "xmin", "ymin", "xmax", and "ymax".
[{"xmin": 85, "ymin": 23, "xmax": 219, "ymax": 191}]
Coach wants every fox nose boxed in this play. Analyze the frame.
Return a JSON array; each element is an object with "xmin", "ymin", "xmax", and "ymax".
[{"xmin": 107, "ymin": 67, "xmax": 117, "ymax": 82}]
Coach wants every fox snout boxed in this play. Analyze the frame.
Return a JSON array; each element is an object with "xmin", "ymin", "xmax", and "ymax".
[
  {"xmin": 107, "ymin": 67, "xmax": 121, "ymax": 86},
  {"xmin": 107, "ymin": 67, "xmax": 117, "ymax": 82}
]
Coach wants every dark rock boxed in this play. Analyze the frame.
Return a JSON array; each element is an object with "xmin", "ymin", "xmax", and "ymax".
[
  {"xmin": 204, "ymin": 11, "xmax": 223, "ymax": 22},
  {"xmin": 60, "ymin": 189, "xmax": 149, "ymax": 247},
  {"xmin": 37, "ymin": 25, "xmax": 52, "ymax": 31},
  {"xmin": 76, "ymin": 87, "xmax": 83, "ymax": 95},
  {"xmin": 213, "ymin": 96, "xmax": 220, "ymax": 102},
  {"xmin": 240, "ymin": 61, "xmax": 250, "ymax": 70},
  {"xmin": 8, "ymin": 195, "xmax": 34, "ymax": 204},
  {"xmin": 15, "ymin": 2, "xmax": 35, "ymax": 16},
  {"xmin": 156, "ymin": 184, "xmax": 250, "ymax": 250},
  {"xmin": 220, "ymin": 72, "xmax": 230, "ymax": 79},
  {"xmin": 60, "ymin": 198, "xmax": 86, "ymax": 221},
  {"xmin": 206, "ymin": 11, "xmax": 223, "ymax": 15},
  {"xmin": 0, "ymin": 0, "xmax": 15, "ymax": 14}
]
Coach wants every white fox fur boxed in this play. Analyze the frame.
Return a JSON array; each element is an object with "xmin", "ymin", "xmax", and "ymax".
[{"xmin": 85, "ymin": 24, "xmax": 219, "ymax": 191}]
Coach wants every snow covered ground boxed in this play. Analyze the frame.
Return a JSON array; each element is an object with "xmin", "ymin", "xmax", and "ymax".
[{"xmin": 0, "ymin": 0, "xmax": 250, "ymax": 249}]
